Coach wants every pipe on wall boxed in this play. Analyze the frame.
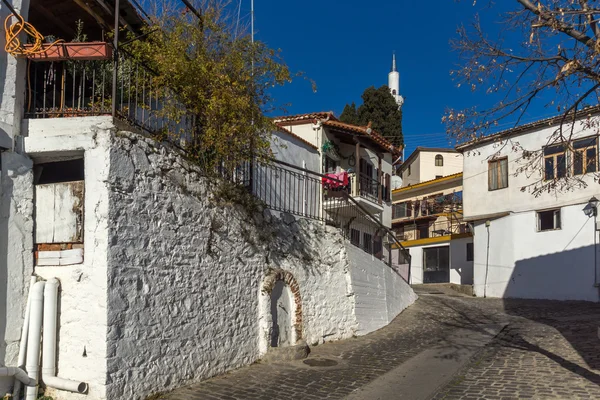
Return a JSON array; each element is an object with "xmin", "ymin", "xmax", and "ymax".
[
  {"xmin": 0, "ymin": 367, "xmax": 36, "ymax": 386},
  {"xmin": 25, "ymin": 281, "xmax": 45, "ymax": 400},
  {"xmin": 12, "ymin": 276, "xmax": 37, "ymax": 397},
  {"xmin": 42, "ymin": 278, "xmax": 88, "ymax": 394}
]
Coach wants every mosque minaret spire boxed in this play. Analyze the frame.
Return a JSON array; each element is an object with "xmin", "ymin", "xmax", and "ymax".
[{"xmin": 388, "ymin": 52, "xmax": 404, "ymax": 108}]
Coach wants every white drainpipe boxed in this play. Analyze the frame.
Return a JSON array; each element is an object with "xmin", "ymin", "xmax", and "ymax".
[
  {"xmin": 0, "ymin": 367, "xmax": 36, "ymax": 386},
  {"xmin": 12, "ymin": 276, "xmax": 37, "ymax": 397},
  {"xmin": 25, "ymin": 281, "xmax": 45, "ymax": 400},
  {"xmin": 42, "ymin": 278, "xmax": 88, "ymax": 394}
]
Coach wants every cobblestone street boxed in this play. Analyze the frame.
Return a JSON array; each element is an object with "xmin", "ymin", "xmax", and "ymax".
[{"xmin": 161, "ymin": 286, "xmax": 600, "ymax": 399}]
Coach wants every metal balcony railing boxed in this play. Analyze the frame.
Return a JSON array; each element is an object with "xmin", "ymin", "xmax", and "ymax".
[
  {"xmin": 24, "ymin": 55, "xmax": 195, "ymax": 142},
  {"xmin": 394, "ymin": 218, "xmax": 471, "ymax": 242}
]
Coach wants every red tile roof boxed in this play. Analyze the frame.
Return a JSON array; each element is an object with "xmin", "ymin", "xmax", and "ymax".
[
  {"xmin": 273, "ymin": 111, "xmax": 339, "ymax": 124},
  {"xmin": 322, "ymin": 120, "xmax": 399, "ymax": 155},
  {"xmin": 274, "ymin": 126, "xmax": 318, "ymax": 150}
]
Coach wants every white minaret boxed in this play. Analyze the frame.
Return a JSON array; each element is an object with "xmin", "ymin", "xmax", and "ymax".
[{"xmin": 388, "ymin": 52, "xmax": 404, "ymax": 108}]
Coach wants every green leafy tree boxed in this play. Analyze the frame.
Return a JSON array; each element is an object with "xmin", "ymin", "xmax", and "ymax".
[
  {"xmin": 340, "ymin": 86, "xmax": 403, "ymax": 147},
  {"xmin": 340, "ymin": 102, "xmax": 359, "ymax": 125},
  {"xmin": 125, "ymin": 0, "xmax": 292, "ymax": 168}
]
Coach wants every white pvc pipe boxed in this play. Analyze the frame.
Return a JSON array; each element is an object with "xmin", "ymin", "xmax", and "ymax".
[
  {"xmin": 12, "ymin": 276, "xmax": 37, "ymax": 397},
  {"xmin": 25, "ymin": 281, "xmax": 45, "ymax": 400},
  {"xmin": 0, "ymin": 367, "xmax": 36, "ymax": 386},
  {"xmin": 42, "ymin": 278, "xmax": 88, "ymax": 394}
]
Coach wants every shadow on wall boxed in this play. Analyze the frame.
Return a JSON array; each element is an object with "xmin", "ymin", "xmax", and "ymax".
[
  {"xmin": 503, "ymin": 245, "xmax": 598, "ymax": 302},
  {"xmin": 0, "ymin": 160, "xmax": 10, "ymax": 365}
]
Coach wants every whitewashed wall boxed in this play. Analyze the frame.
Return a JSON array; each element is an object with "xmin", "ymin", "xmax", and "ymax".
[
  {"xmin": 418, "ymin": 151, "xmax": 463, "ymax": 182},
  {"xmin": 450, "ymin": 237, "xmax": 474, "ymax": 285},
  {"xmin": 0, "ymin": 152, "xmax": 34, "ymax": 393},
  {"xmin": 462, "ymin": 119, "xmax": 600, "ymax": 218},
  {"xmin": 472, "ymin": 203, "xmax": 599, "ymax": 301},
  {"xmin": 345, "ymin": 244, "xmax": 417, "ymax": 335},
  {"xmin": 104, "ymin": 132, "xmax": 415, "ymax": 399},
  {"xmin": 19, "ymin": 117, "xmax": 114, "ymax": 400}
]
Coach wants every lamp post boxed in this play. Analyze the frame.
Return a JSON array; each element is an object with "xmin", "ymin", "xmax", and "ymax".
[{"xmin": 583, "ymin": 196, "xmax": 600, "ymax": 287}]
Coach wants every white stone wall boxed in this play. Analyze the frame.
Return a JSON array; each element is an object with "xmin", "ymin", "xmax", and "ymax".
[
  {"xmin": 24, "ymin": 117, "xmax": 114, "ymax": 400},
  {"xmin": 104, "ymin": 132, "xmax": 368, "ymax": 399},
  {"xmin": 345, "ymin": 244, "xmax": 417, "ymax": 335},
  {"xmin": 0, "ymin": 151, "xmax": 34, "ymax": 393}
]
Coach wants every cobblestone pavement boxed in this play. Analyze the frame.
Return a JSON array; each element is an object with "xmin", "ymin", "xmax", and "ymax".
[{"xmin": 162, "ymin": 286, "xmax": 600, "ymax": 400}]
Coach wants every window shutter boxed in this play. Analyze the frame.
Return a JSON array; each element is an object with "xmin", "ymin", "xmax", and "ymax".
[{"xmin": 385, "ymin": 173, "xmax": 391, "ymax": 201}]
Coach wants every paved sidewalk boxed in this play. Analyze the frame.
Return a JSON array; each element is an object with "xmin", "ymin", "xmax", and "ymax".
[{"xmin": 159, "ymin": 286, "xmax": 600, "ymax": 400}]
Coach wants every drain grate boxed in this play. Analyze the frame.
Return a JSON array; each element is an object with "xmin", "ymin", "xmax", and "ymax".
[{"xmin": 303, "ymin": 358, "xmax": 338, "ymax": 367}]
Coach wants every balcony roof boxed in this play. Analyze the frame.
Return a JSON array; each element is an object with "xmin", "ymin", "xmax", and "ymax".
[
  {"xmin": 29, "ymin": 0, "xmax": 145, "ymax": 42},
  {"xmin": 392, "ymin": 172, "xmax": 463, "ymax": 195}
]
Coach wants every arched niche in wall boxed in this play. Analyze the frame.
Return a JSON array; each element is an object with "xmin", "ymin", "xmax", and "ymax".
[{"xmin": 258, "ymin": 269, "xmax": 303, "ymax": 355}]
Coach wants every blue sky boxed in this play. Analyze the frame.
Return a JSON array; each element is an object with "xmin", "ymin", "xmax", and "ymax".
[{"xmin": 229, "ymin": 0, "xmax": 553, "ymax": 157}]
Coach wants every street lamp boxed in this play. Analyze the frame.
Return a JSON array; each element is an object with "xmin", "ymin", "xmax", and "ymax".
[
  {"xmin": 584, "ymin": 196, "xmax": 599, "ymax": 218},
  {"xmin": 583, "ymin": 196, "xmax": 600, "ymax": 287}
]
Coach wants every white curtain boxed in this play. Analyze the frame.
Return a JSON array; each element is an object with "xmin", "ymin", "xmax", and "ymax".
[{"xmin": 500, "ymin": 159, "xmax": 508, "ymax": 188}]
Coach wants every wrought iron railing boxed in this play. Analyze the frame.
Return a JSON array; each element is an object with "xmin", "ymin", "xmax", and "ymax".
[
  {"xmin": 215, "ymin": 156, "xmax": 411, "ymax": 282},
  {"xmin": 394, "ymin": 217, "xmax": 471, "ymax": 242},
  {"xmin": 24, "ymin": 55, "xmax": 195, "ymax": 142},
  {"xmin": 356, "ymin": 173, "xmax": 380, "ymax": 202}
]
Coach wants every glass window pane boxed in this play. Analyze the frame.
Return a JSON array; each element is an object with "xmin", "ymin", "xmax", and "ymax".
[
  {"xmin": 557, "ymin": 155, "xmax": 566, "ymax": 178},
  {"xmin": 545, "ymin": 157, "xmax": 554, "ymax": 180},
  {"xmin": 574, "ymin": 151, "xmax": 584, "ymax": 175},
  {"xmin": 544, "ymin": 144, "xmax": 566, "ymax": 155},
  {"xmin": 554, "ymin": 210, "xmax": 561, "ymax": 229},
  {"xmin": 587, "ymin": 148, "xmax": 597, "ymax": 173},
  {"xmin": 489, "ymin": 161, "xmax": 498, "ymax": 190},
  {"xmin": 500, "ymin": 159, "xmax": 508, "ymax": 188},
  {"xmin": 574, "ymin": 137, "xmax": 597, "ymax": 149}
]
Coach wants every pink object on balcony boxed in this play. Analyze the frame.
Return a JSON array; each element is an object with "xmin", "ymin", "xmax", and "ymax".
[{"xmin": 322, "ymin": 172, "xmax": 349, "ymax": 188}]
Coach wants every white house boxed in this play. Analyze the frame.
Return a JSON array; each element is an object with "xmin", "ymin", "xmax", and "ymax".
[
  {"xmin": 392, "ymin": 173, "xmax": 473, "ymax": 285},
  {"xmin": 397, "ymin": 147, "xmax": 463, "ymax": 187},
  {"xmin": 274, "ymin": 113, "xmax": 399, "ymax": 249},
  {"xmin": 458, "ymin": 106, "xmax": 600, "ymax": 302}
]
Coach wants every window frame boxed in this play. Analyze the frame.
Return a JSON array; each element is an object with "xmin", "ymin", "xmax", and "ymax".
[
  {"xmin": 536, "ymin": 208, "xmax": 561, "ymax": 232},
  {"xmin": 488, "ymin": 157, "xmax": 509, "ymax": 191},
  {"xmin": 363, "ymin": 232, "xmax": 373, "ymax": 254},
  {"xmin": 543, "ymin": 143, "xmax": 567, "ymax": 181},
  {"xmin": 466, "ymin": 243, "xmax": 474, "ymax": 262},
  {"xmin": 572, "ymin": 136, "xmax": 598, "ymax": 176},
  {"xmin": 435, "ymin": 154, "xmax": 444, "ymax": 167}
]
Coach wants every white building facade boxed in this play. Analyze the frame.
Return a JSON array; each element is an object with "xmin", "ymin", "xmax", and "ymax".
[{"xmin": 459, "ymin": 109, "xmax": 600, "ymax": 301}]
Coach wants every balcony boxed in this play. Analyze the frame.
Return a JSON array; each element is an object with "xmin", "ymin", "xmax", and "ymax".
[
  {"xmin": 392, "ymin": 193, "xmax": 463, "ymax": 223},
  {"xmin": 323, "ymin": 172, "xmax": 385, "ymax": 215},
  {"xmin": 394, "ymin": 217, "xmax": 471, "ymax": 243},
  {"xmin": 24, "ymin": 56, "xmax": 194, "ymax": 141}
]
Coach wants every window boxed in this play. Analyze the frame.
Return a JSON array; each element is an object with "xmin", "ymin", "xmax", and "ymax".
[
  {"xmin": 393, "ymin": 202, "xmax": 412, "ymax": 219},
  {"xmin": 350, "ymin": 228, "xmax": 360, "ymax": 246},
  {"xmin": 435, "ymin": 154, "xmax": 444, "ymax": 166},
  {"xmin": 325, "ymin": 156, "xmax": 337, "ymax": 173},
  {"xmin": 435, "ymin": 175, "xmax": 443, "ymax": 179},
  {"xmin": 466, "ymin": 243, "xmax": 474, "ymax": 262},
  {"xmin": 573, "ymin": 136, "xmax": 598, "ymax": 176},
  {"xmin": 488, "ymin": 157, "xmax": 508, "ymax": 191},
  {"xmin": 537, "ymin": 209, "xmax": 561, "ymax": 231},
  {"xmin": 544, "ymin": 143, "xmax": 567, "ymax": 180},
  {"xmin": 407, "ymin": 165, "xmax": 411, "ymax": 176},
  {"xmin": 363, "ymin": 232, "xmax": 373, "ymax": 254}
]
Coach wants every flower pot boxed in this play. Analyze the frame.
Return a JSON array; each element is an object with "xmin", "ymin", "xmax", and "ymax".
[
  {"xmin": 64, "ymin": 42, "xmax": 112, "ymax": 60},
  {"xmin": 24, "ymin": 42, "xmax": 112, "ymax": 61},
  {"xmin": 24, "ymin": 43, "xmax": 67, "ymax": 61}
]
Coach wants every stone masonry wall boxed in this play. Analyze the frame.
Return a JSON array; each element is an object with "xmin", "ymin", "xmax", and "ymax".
[{"xmin": 105, "ymin": 131, "xmax": 360, "ymax": 400}]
